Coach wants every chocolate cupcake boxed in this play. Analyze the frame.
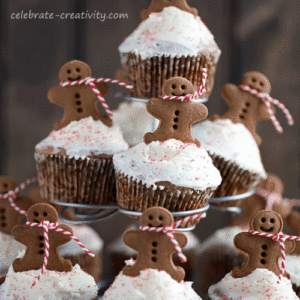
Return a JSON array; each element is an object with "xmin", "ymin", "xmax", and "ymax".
[
  {"xmin": 113, "ymin": 139, "xmax": 221, "ymax": 227},
  {"xmin": 119, "ymin": 5, "xmax": 221, "ymax": 99},
  {"xmin": 35, "ymin": 116, "xmax": 129, "ymax": 205},
  {"xmin": 192, "ymin": 119, "xmax": 267, "ymax": 200}
]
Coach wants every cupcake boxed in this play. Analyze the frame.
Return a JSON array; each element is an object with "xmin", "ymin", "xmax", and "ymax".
[
  {"xmin": 112, "ymin": 101, "xmax": 153, "ymax": 147},
  {"xmin": 207, "ymin": 268, "xmax": 298, "ymax": 300},
  {"xmin": 103, "ymin": 259, "xmax": 201, "ymax": 300},
  {"xmin": 113, "ymin": 139, "xmax": 221, "ymax": 227},
  {"xmin": 35, "ymin": 60, "xmax": 129, "ymax": 206},
  {"xmin": 119, "ymin": 4, "xmax": 221, "ymax": 99},
  {"xmin": 192, "ymin": 119, "xmax": 267, "ymax": 199}
]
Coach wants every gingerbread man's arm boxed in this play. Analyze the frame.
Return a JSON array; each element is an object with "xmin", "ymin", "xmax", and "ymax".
[
  {"xmin": 173, "ymin": 232, "xmax": 188, "ymax": 249},
  {"xmin": 220, "ymin": 84, "xmax": 240, "ymax": 106},
  {"xmin": 53, "ymin": 224, "xmax": 73, "ymax": 246},
  {"xmin": 12, "ymin": 225, "xmax": 32, "ymax": 245},
  {"xmin": 123, "ymin": 229, "xmax": 143, "ymax": 252},
  {"xmin": 258, "ymin": 102, "xmax": 275, "ymax": 121},
  {"xmin": 146, "ymin": 98, "xmax": 167, "ymax": 119},
  {"xmin": 191, "ymin": 103, "xmax": 208, "ymax": 123},
  {"xmin": 233, "ymin": 232, "xmax": 253, "ymax": 256},
  {"xmin": 48, "ymin": 86, "xmax": 66, "ymax": 107},
  {"xmin": 95, "ymin": 82, "xmax": 109, "ymax": 98},
  {"xmin": 285, "ymin": 239, "xmax": 296, "ymax": 254}
]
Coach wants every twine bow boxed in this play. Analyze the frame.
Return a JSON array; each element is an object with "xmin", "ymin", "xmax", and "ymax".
[
  {"xmin": 139, "ymin": 213, "xmax": 206, "ymax": 263},
  {"xmin": 239, "ymin": 85, "xmax": 294, "ymax": 134},
  {"xmin": 0, "ymin": 177, "xmax": 38, "ymax": 215},
  {"xmin": 26, "ymin": 220, "xmax": 95, "ymax": 287},
  {"xmin": 60, "ymin": 77, "xmax": 134, "ymax": 117},
  {"xmin": 249, "ymin": 230, "xmax": 300, "ymax": 282},
  {"xmin": 256, "ymin": 188, "xmax": 300, "ymax": 209},
  {"xmin": 162, "ymin": 69, "xmax": 207, "ymax": 102}
]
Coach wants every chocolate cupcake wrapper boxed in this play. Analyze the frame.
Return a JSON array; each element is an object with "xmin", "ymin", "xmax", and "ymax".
[
  {"xmin": 116, "ymin": 172, "xmax": 214, "ymax": 227},
  {"xmin": 292, "ymin": 283, "xmax": 300, "ymax": 297},
  {"xmin": 120, "ymin": 53, "xmax": 218, "ymax": 99},
  {"xmin": 34, "ymin": 153, "xmax": 117, "ymax": 205},
  {"xmin": 209, "ymin": 153, "xmax": 261, "ymax": 204}
]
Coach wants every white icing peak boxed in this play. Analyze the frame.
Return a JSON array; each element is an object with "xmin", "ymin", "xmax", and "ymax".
[
  {"xmin": 192, "ymin": 119, "xmax": 267, "ymax": 178},
  {"xmin": 103, "ymin": 266, "xmax": 201, "ymax": 300},
  {"xmin": 208, "ymin": 269, "xmax": 298, "ymax": 300},
  {"xmin": 286, "ymin": 255, "xmax": 300, "ymax": 285},
  {"xmin": 0, "ymin": 264, "xmax": 98, "ymax": 300},
  {"xmin": 112, "ymin": 102, "xmax": 153, "ymax": 147},
  {"xmin": 113, "ymin": 139, "xmax": 222, "ymax": 190},
  {"xmin": 35, "ymin": 116, "xmax": 129, "ymax": 157},
  {"xmin": 119, "ymin": 6, "xmax": 221, "ymax": 60}
]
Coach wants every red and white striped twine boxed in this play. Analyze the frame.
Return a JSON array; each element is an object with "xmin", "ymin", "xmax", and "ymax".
[
  {"xmin": 249, "ymin": 230, "xmax": 300, "ymax": 282},
  {"xmin": 60, "ymin": 77, "xmax": 133, "ymax": 117},
  {"xmin": 26, "ymin": 220, "xmax": 95, "ymax": 287},
  {"xmin": 0, "ymin": 177, "xmax": 38, "ymax": 215},
  {"xmin": 139, "ymin": 213, "xmax": 206, "ymax": 263},
  {"xmin": 256, "ymin": 188, "xmax": 300, "ymax": 209},
  {"xmin": 239, "ymin": 85, "xmax": 294, "ymax": 134},
  {"xmin": 162, "ymin": 68, "xmax": 207, "ymax": 102}
]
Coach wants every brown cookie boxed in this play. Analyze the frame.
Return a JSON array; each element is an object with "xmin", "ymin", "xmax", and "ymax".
[
  {"xmin": 210, "ymin": 72, "xmax": 274, "ymax": 146},
  {"xmin": 286, "ymin": 211, "xmax": 300, "ymax": 254},
  {"xmin": 48, "ymin": 60, "xmax": 112, "ymax": 131},
  {"xmin": 12, "ymin": 203, "xmax": 73, "ymax": 272},
  {"xmin": 144, "ymin": 77, "xmax": 208, "ymax": 146},
  {"xmin": 122, "ymin": 207, "xmax": 187, "ymax": 282},
  {"xmin": 0, "ymin": 176, "xmax": 35, "ymax": 235},
  {"xmin": 141, "ymin": 0, "xmax": 198, "ymax": 20},
  {"xmin": 232, "ymin": 210, "xmax": 295, "ymax": 279}
]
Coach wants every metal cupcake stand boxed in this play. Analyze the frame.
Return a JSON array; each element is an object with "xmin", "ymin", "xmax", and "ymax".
[{"xmin": 52, "ymin": 94, "xmax": 255, "ymax": 297}]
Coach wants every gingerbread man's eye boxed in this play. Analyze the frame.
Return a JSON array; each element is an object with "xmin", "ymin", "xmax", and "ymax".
[
  {"xmin": 270, "ymin": 218, "xmax": 275, "ymax": 223},
  {"xmin": 34, "ymin": 212, "xmax": 39, "ymax": 217},
  {"xmin": 181, "ymin": 85, "xmax": 186, "ymax": 90},
  {"xmin": 43, "ymin": 212, "xmax": 48, "ymax": 217},
  {"xmin": 252, "ymin": 78, "xmax": 256, "ymax": 83},
  {"xmin": 149, "ymin": 215, "xmax": 153, "ymax": 220},
  {"xmin": 76, "ymin": 68, "xmax": 80, "ymax": 72},
  {"xmin": 3, "ymin": 183, "xmax": 8, "ymax": 188},
  {"xmin": 172, "ymin": 84, "xmax": 176, "ymax": 89},
  {"xmin": 158, "ymin": 216, "xmax": 163, "ymax": 221},
  {"xmin": 67, "ymin": 69, "xmax": 71, "ymax": 74},
  {"xmin": 261, "ymin": 217, "xmax": 266, "ymax": 223},
  {"xmin": 260, "ymin": 82, "xmax": 264, "ymax": 86}
]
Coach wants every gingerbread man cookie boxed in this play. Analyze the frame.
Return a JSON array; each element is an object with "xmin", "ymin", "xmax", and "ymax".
[
  {"xmin": 141, "ymin": 0, "xmax": 198, "ymax": 20},
  {"xmin": 0, "ymin": 176, "xmax": 35, "ymax": 235},
  {"xmin": 232, "ymin": 173, "xmax": 291, "ymax": 228},
  {"xmin": 122, "ymin": 207, "xmax": 187, "ymax": 282},
  {"xmin": 12, "ymin": 203, "xmax": 73, "ymax": 272},
  {"xmin": 48, "ymin": 60, "xmax": 112, "ymax": 131},
  {"xmin": 211, "ymin": 72, "xmax": 274, "ymax": 146},
  {"xmin": 232, "ymin": 210, "xmax": 295, "ymax": 279},
  {"xmin": 144, "ymin": 77, "xmax": 208, "ymax": 147},
  {"xmin": 286, "ymin": 211, "xmax": 300, "ymax": 254}
]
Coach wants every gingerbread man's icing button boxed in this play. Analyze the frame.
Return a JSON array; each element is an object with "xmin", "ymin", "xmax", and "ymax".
[
  {"xmin": 141, "ymin": 0, "xmax": 198, "ymax": 20},
  {"xmin": 240, "ymin": 71, "xmax": 271, "ymax": 94},
  {"xmin": 12, "ymin": 203, "xmax": 73, "ymax": 272},
  {"xmin": 122, "ymin": 207, "xmax": 187, "ymax": 282}
]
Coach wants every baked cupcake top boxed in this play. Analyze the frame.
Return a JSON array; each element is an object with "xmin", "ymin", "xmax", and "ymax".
[
  {"xmin": 103, "ymin": 259, "xmax": 201, "ymax": 300},
  {"xmin": 0, "ymin": 259, "xmax": 98, "ymax": 300},
  {"xmin": 192, "ymin": 119, "xmax": 267, "ymax": 178},
  {"xmin": 35, "ymin": 116, "xmax": 129, "ymax": 157},
  {"xmin": 113, "ymin": 139, "xmax": 222, "ymax": 191},
  {"xmin": 208, "ymin": 268, "xmax": 298, "ymax": 300},
  {"xmin": 112, "ymin": 102, "xmax": 153, "ymax": 147},
  {"xmin": 119, "ymin": 6, "xmax": 221, "ymax": 60}
]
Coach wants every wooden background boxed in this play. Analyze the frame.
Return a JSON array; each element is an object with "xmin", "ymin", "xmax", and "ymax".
[{"xmin": 0, "ymin": 0, "xmax": 299, "ymax": 285}]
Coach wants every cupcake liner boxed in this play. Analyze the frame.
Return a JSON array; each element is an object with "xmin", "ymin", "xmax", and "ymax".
[
  {"xmin": 116, "ymin": 172, "xmax": 214, "ymax": 228},
  {"xmin": 120, "ymin": 53, "xmax": 218, "ymax": 99},
  {"xmin": 34, "ymin": 153, "xmax": 117, "ymax": 205},
  {"xmin": 209, "ymin": 153, "xmax": 261, "ymax": 205},
  {"xmin": 292, "ymin": 284, "xmax": 300, "ymax": 297}
]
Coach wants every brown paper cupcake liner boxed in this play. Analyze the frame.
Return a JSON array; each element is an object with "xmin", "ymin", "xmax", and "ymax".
[
  {"xmin": 292, "ymin": 283, "xmax": 300, "ymax": 297},
  {"xmin": 209, "ymin": 153, "xmax": 261, "ymax": 206},
  {"xmin": 116, "ymin": 172, "xmax": 214, "ymax": 228},
  {"xmin": 34, "ymin": 153, "xmax": 117, "ymax": 205},
  {"xmin": 120, "ymin": 53, "xmax": 218, "ymax": 99}
]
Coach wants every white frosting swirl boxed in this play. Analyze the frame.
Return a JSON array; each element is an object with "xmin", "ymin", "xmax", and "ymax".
[
  {"xmin": 103, "ymin": 260, "xmax": 201, "ymax": 300},
  {"xmin": 286, "ymin": 255, "xmax": 300, "ymax": 286},
  {"xmin": 192, "ymin": 119, "xmax": 267, "ymax": 178},
  {"xmin": 0, "ymin": 264, "xmax": 98, "ymax": 300},
  {"xmin": 119, "ymin": 7, "xmax": 221, "ymax": 60},
  {"xmin": 113, "ymin": 139, "xmax": 222, "ymax": 190},
  {"xmin": 35, "ymin": 116, "xmax": 129, "ymax": 157},
  {"xmin": 208, "ymin": 269, "xmax": 298, "ymax": 300}
]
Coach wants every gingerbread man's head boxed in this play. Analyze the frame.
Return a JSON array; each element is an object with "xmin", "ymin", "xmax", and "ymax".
[
  {"xmin": 163, "ymin": 77, "xmax": 195, "ymax": 97},
  {"xmin": 141, "ymin": 0, "xmax": 198, "ymax": 20},
  {"xmin": 0, "ymin": 176, "xmax": 18, "ymax": 194},
  {"xmin": 27, "ymin": 203, "xmax": 58, "ymax": 223},
  {"xmin": 258, "ymin": 173, "xmax": 284, "ymax": 195},
  {"xmin": 59, "ymin": 60, "xmax": 92, "ymax": 82},
  {"xmin": 250, "ymin": 210, "xmax": 283, "ymax": 234},
  {"xmin": 140, "ymin": 207, "xmax": 174, "ymax": 227},
  {"xmin": 240, "ymin": 72, "xmax": 271, "ymax": 94}
]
